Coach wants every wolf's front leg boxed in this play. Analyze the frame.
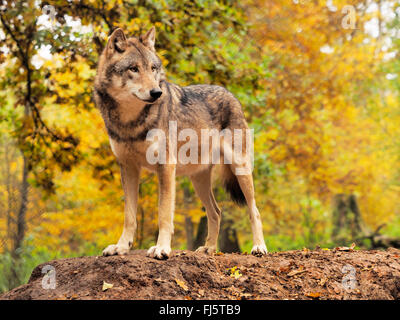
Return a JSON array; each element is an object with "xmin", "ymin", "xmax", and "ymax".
[
  {"xmin": 147, "ymin": 165, "xmax": 176, "ymax": 259},
  {"xmin": 103, "ymin": 164, "xmax": 140, "ymax": 256}
]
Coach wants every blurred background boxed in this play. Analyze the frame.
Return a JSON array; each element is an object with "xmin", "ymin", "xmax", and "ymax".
[{"xmin": 1, "ymin": 0, "xmax": 400, "ymax": 292}]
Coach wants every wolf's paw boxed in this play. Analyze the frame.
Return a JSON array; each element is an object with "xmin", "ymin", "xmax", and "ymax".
[
  {"xmin": 102, "ymin": 244, "xmax": 130, "ymax": 256},
  {"xmin": 251, "ymin": 244, "xmax": 268, "ymax": 257},
  {"xmin": 147, "ymin": 245, "xmax": 171, "ymax": 260},
  {"xmin": 195, "ymin": 246, "xmax": 216, "ymax": 255}
]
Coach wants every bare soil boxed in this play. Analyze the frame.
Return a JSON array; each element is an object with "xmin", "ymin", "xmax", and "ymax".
[{"xmin": 1, "ymin": 248, "xmax": 400, "ymax": 300}]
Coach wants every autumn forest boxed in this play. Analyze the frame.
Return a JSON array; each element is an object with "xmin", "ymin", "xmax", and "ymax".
[{"xmin": 1, "ymin": 0, "xmax": 400, "ymax": 292}]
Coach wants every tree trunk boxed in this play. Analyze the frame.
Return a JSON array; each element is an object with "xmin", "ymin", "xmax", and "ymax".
[
  {"xmin": 8, "ymin": 153, "xmax": 29, "ymax": 290},
  {"xmin": 4, "ymin": 141, "xmax": 12, "ymax": 251},
  {"xmin": 193, "ymin": 215, "xmax": 207, "ymax": 250},
  {"xmin": 13, "ymin": 155, "xmax": 29, "ymax": 253},
  {"xmin": 137, "ymin": 205, "xmax": 145, "ymax": 248},
  {"xmin": 219, "ymin": 215, "xmax": 241, "ymax": 253},
  {"xmin": 332, "ymin": 194, "xmax": 369, "ymax": 246},
  {"xmin": 183, "ymin": 185, "xmax": 194, "ymax": 250},
  {"xmin": 185, "ymin": 216, "xmax": 194, "ymax": 250}
]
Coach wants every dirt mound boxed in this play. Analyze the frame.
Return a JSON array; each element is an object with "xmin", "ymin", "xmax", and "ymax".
[{"xmin": 2, "ymin": 248, "xmax": 400, "ymax": 300}]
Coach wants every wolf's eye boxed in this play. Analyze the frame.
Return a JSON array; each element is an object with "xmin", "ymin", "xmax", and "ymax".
[
  {"xmin": 151, "ymin": 65, "xmax": 157, "ymax": 72},
  {"xmin": 129, "ymin": 66, "xmax": 139, "ymax": 73}
]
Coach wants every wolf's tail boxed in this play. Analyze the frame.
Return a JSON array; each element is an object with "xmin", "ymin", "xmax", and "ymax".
[{"xmin": 221, "ymin": 165, "xmax": 247, "ymax": 207}]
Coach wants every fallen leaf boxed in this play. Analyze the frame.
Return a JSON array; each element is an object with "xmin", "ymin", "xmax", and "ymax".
[
  {"xmin": 227, "ymin": 266, "xmax": 242, "ymax": 279},
  {"xmin": 102, "ymin": 281, "xmax": 113, "ymax": 291},
  {"xmin": 198, "ymin": 289, "xmax": 205, "ymax": 296},
  {"xmin": 319, "ymin": 277, "xmax": 328, "ymax": 286},
  {"xmin": 287, "ymin": 267, "xmax": 306, "ymax": 277},
  {"xmin": 175, "ymin": 278, "xmax": 188, "ymax": 291},
  {"xmin": 302, "ymin": 247, "xmax": 311, "ymax": 257},
  {"xmin": 335, "ymin": 243, "xmax": 356, "ymax": 251},
  {"xmin": 279, "ymin": 266, "xmax": 291, "ymax": 273},
  {"xmin": 361, "ymin": 267, "xmax": 373, "ymax": 271},
  {"xmin": 306, "ymin": 292, "xmax": 321, "ymax": 299},
  {"xmin": 288, "ymin": 270, "xmax": 306, "ymax": 277},
  {"xmin": 232, "ymin": 270, "xmax": 242, "ymax": 279}
]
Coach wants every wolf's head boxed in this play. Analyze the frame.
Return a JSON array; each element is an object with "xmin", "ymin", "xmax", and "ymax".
[{"xmin": 95, "ymin": 27, "xmax": 164, "ymax": 104}]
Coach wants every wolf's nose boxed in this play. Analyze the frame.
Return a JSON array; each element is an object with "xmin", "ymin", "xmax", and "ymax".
[{"xmin": 150, "ymin": 89, "xmax": 162, "ymax": 100}]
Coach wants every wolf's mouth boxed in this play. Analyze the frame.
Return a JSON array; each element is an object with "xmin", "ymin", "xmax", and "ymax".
[
  {"xmin": 130, "ymin": 92, "xmax": 152, "ymax": 103},
  {"xmin": 143, "ymin": 98, "xmax": 158, "ymax": 103},
  {"xmin": 131, "ymin": 92, "xmax": 158, "ymax": 104}
]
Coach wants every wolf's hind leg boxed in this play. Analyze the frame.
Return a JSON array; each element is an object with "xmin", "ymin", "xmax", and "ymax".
[
  {"xmin": 227, "ymin": 148, "xmax": 267, "ymax": 256},
  {"xmin": 103, "ymin": 164, "xmax": 140, "ymax": 256},
  {"xmin": 190, "ymin": 168, "xmax": 221, "ymax": 255},
  {"xmin": 235, "ymin": 171, "xmax": 267, "ymax": 256},
  {"xmin": 223, "ymin": 139, "xmax": 267, "ymax": 256}
]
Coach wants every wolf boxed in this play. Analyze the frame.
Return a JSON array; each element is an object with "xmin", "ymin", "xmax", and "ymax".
[{"xmin": 93, "ymin": 27, "xmax": 267, "ymax": 259}]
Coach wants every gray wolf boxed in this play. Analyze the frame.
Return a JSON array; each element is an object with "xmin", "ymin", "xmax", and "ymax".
[{"xmin": 93, "ymin": 27, "xmax": 267, "ymax": 259}]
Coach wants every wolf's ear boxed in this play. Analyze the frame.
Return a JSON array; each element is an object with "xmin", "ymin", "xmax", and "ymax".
[
  {"xmin": 140, "ymin": 26, "xmax": 156, "ymax": 51},
  {"xmin": 106, "ymin": 28, "xmax": 127, "ymax": 57}
]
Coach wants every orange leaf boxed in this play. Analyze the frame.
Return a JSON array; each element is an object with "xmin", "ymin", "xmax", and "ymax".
[
  {"xmin": 175, "ymin": 278, "xmax": 188, "ymax": 291},
  {"xmin": 306, "ymin": 292, "xmax": 321, "ymax": 299}
]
